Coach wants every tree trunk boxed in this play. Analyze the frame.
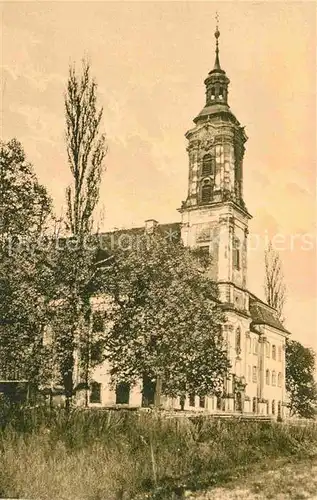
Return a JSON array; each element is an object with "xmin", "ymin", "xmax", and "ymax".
[{"xmin": 154, "ymin": 376, "xmax": 162, "ymax": 407}]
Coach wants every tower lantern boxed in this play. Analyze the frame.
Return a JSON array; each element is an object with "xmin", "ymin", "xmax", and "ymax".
[{"xmin": 204, "ymin": 25, "xmax": 230, "ymax": 107}]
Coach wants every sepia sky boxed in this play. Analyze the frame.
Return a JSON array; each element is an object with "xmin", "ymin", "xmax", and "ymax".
[{"xmin": 1, "ymin": 1, "xmax": 316, "ymax": 350}]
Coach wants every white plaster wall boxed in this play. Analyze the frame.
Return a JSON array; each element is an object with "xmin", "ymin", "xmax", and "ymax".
[{"xmin": 181, "ymin": 203, "xmax": 249, "ymax": 287}]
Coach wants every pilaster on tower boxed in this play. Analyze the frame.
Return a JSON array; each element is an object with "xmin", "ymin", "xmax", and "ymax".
[{"xmin": 179, "ymin": 20, "xmax": 252, "ymax": 292}]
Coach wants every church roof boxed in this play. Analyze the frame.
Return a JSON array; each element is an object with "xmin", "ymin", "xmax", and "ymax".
[
  {"xmin": 98, "ymin": 222, "xmax": 181, "ymax": 251},
  {"xmin": 249, "ymin": 295, "xmax": 290, "ymax": 334}
]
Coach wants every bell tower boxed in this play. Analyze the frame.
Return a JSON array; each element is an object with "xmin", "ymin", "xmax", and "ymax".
[{"xmin": 179, "ymin": 19, "xmax": 252, "ymax": 298}]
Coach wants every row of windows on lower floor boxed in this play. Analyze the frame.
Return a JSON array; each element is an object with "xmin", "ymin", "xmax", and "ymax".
[
  {"xmin": 90, "ymin": 382, "xmax": 208, "ymax": 408},
  {"xmin": 90, "ymin": 382, "xmax": 282, "ymax": 416}
]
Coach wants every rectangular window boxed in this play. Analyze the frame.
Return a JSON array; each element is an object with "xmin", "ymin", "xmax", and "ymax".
[
  {"xmin": 272, "ymin": 345, "xmax": 276, "ymax": 360},
  {"xmin": 189, "ymin": 393, "xmax": 196, "ymax": 407},
  {"xmin": 265, "ymin": 370, "xmax": 270, "ymax": 385},
  {"xmin": 278, "ymin": 346, "xmax": 282, "ymax": 362},
  {"xmin": 252, "ymin": 366, "xmax": 257, "ymax": 383},
  {"xmin": 272, "ymin": 371, "xmax": 276, "ymax": 386},
  {"xmin": 277, "ymin": 373, "xmax": 282, "ymax": 387},
  {"xmin": 89, "ymin": 382, "xmax": 101, "ymax": 404},
  {"xmin": 199, "ymin": 396, "xmax": 205, "ymax": 408},
  {"xmin": 115, "ymin": 382, "xmax": 130, "ymax": 404},
  {"xmin": 266, "ymin": 342, "xmax": 270, "ymax": 358}
]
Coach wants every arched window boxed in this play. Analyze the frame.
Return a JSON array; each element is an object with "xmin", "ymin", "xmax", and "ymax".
[
  {"xmin": 266, "ymin": 341, "xmax": 270, "ymax": 358},
  {"xmin": 219, "ymin": 86, "xmax": 223, "ymax": 98},
  {"xmin": 89, "ymin": 381, "xmax": 101, "ymax": 404},
  {"xmin": 253, "ymin": 338, "xmax": 258, "ymax": 354},
  {"xmin": 272, "ymin": 345, "xmax": 276, "ymax": 360},
  {"xmin": 272, "ymin": 400, "xmax": 276, "ymax": 415},
  {"xmin": 233, "ymin": 238, "xmax": 241, "ymax": 270},
  {"xmin": 202, "ymin": 154, "xmax": 214, "ymax": 176},
  {"xmin": 211, "ymin": 87, "xmax": 215, "ymax": 99},
  {"xmin": 277, "ymin": 372, "xmax": 282, "ymax": 387},
  {"xmin": 252, "ymin": 397, "xmax": 257, "ymax": 413},
  {"xmin": 235, "ymin": 327, "xmax": 241, "ymax": 354},
  {"xmin": 252, "ymin": 366, "xmax": 257, "ymax": 383},
  {"xmin": 266, "ymin": 369, "xmax": 270, "ymax": 385},
  {"xmin": 201, "ymin": 180, "xmax": 212, "ymax": 204},
  {"xmin": 272, "ymin": 370, "xmax": 276, "ymax": 386}
]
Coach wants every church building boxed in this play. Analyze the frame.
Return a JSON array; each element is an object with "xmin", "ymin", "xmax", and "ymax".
[{"xmin": 88, "ymin": 26, "xmax": 290, "ymax": 418}]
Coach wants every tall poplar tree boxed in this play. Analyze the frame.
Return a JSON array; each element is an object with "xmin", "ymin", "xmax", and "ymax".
[{"xmin": 49, "ymin": 60, "xmax": 107, "ymax": 409}]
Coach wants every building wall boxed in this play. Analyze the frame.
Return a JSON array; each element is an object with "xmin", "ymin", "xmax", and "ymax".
[
  {"xmin": 180, "ymin": 203, "xmax": 249, "ymax": 287},
  {"xmin": 88, "ymin": 305, "xmax": 288, "ymax": 418}
]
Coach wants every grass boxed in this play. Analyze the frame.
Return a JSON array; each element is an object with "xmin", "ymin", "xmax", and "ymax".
[
  {"xmin": 185, "ymin": 456, "xmax": 317, "ymax": 499},
  {"xmin": 0, "ymin": 405, "xmax": 317, "ymax": 499}
]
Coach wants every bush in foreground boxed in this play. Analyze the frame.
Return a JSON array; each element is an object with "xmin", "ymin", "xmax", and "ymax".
[{"xmin": 1, "ymin": 407, "xmax": 317, "ymax": 499}]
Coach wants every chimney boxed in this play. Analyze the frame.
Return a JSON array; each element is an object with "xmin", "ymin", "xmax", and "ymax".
[{"xmin": 144, "ymin": 219, "xmax": 158, "ymax": 234}]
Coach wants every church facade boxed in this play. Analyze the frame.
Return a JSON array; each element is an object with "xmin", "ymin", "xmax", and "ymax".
[{"xmin": 88, "ymin": 28, "xmax": 289, "ymax": 418}]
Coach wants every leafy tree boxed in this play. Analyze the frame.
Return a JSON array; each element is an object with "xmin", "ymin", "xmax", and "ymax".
[
  {"xmin": 0, "ymin": 139, "xmax": 53, "ymax": 385},
  {"xmin": 286, "ymin": 339, "xmax": 317, "ymax": 418},
  {"xmin": 48, "ymin": 60, "xmax": 108, "ymax": 409},
  {"xmin": 101, "ymin": 232, "xmax": 230, "ymax": 403},
  {"xmin": 264, "ymin": 241, "xmax": 286, "ymax": 321},
  {"xmin": 0, "ymin": 139, "xmax": 52, "ymax": 240}
]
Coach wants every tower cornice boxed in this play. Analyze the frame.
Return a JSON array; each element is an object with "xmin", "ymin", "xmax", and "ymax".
[{"xmin": 178, "ymin": 200, "xmax": 252, "ymax": 221}]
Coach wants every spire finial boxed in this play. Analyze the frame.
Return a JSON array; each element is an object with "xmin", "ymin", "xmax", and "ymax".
[{"xmin": 214, "ymin": 12, "xmax": 221, "ymax": 71}]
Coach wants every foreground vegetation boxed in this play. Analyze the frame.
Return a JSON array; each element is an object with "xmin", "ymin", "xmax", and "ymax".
[
  {"xmin": 1, "ymin": 406, "xmax": 317, "ymax": 499},
  {"xmin": 187, "ymin": 456, "xmax": 317, "ymax": 499}
]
